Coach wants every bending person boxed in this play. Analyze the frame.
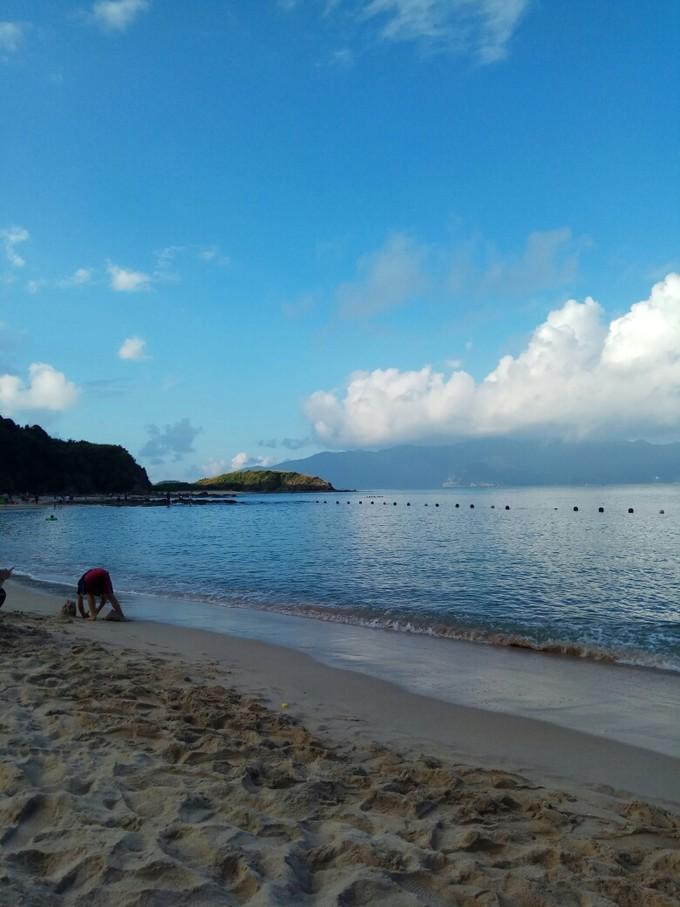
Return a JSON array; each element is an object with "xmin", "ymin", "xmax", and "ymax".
[
  {"xmin": 0, "ymin": 566, "xmax": 13, "ymax": 608},
  {"xmin": 76, "ymin": 568, "xmax": 126, "ymax": 621}
]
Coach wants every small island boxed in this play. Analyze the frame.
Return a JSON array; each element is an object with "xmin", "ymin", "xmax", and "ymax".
[{"xmin": 158, "ymin": 469, "xmax": 335, "ymax": 494}]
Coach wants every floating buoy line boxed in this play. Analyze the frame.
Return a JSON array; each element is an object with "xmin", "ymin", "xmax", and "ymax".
[{"xmin": 309, "ymin": 498, "xmax": 664, "ymax": 514}]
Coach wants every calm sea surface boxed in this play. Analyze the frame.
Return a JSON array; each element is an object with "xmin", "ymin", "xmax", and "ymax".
[{"xmin": 3, "ymin": 486, "xmax": 680, "ymax": 672}]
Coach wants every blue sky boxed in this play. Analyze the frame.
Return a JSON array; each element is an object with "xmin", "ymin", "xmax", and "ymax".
[{"xmin": 1, "ymin": 0, "xmax": 679, "ymax": 480}]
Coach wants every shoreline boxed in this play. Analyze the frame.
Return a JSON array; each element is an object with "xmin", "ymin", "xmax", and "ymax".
[
  {"xmin": 7, "ymin": 575, "xmax": 680, "ymax": 763},
  {"xmin": 5, "ymin": 579, "xmax": 680, "ymax": 808},
  {"xmin": 11, "ymin": 568, "xmax": 680, "ymax": 678}
]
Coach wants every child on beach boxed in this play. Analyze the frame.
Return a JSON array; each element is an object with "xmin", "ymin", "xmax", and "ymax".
[
  {"xmin": 76, "ymin": 568, "xmax": 127, "ymax": 621},
  {"xmin": 0, "ymin": 566, "xmax": 13, "ymax": 608}
]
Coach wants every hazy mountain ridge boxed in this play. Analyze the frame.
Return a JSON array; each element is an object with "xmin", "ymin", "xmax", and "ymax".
[{"xmin": 275, "ymin": 439, "xmax": 680, "ymax": 490}]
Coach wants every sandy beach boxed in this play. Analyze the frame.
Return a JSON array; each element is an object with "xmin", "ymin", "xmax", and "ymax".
[{"xmin": 2, "ymin": 582, "xmax": 680, "ymax": 906}]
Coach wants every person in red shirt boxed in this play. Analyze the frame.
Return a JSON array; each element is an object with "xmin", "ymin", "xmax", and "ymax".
[
  {"xmin": 76, "ymin": 568, "xmax": 127, "ymax": 621},
  {"xmin": 0, "ymin": 566, "xmax": 13, "ymax": 608}
]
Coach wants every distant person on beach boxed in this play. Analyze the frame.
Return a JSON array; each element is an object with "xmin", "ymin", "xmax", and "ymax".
[
  {"xmin": 0, "ymin": 567, "xmax": 13, "ymax": 608},
  {"xmin": 76, "ymin": 568, "xmax": 127, "ymax": 621}
]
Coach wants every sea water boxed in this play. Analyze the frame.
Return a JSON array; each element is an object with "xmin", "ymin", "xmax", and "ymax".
[{"xmin": 2, "ymin": 485, "xmax": 680, "ymax": 672}]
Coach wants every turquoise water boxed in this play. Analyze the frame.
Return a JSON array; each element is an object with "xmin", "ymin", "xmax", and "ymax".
[{"xmin": 2, "ymin": 486, "xmax": 680, "ymax": 671}]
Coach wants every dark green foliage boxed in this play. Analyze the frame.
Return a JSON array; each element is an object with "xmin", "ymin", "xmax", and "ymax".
[
  {"xmin": 195, "ymin": 469, "xmax": 333, "ymax": 492},
  {"xmin": 0, "ymin": 416, "xmax": 151, "ymax": 494}
]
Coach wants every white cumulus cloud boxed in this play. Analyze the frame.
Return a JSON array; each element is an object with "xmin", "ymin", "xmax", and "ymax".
[
  {"xmin": 231, "ymin": 452, "xmax": 250, "ymax": 470},
  {"xmin": 1, "ymin": 226, "xmax": 29, "ymax": 268},
  {"xmin": 118, "ymin": 336, "xmax": 147, "ymax": 360},
  {"xmin": 230, "ymin": 452, "xmax": 272, "ymax": 471},
  {"xmin": 305, "ymin": 273, "xmax": 680, "ymax": 446},
  {"xmin": 107, "ymin": 263, "xmax": 151, "ymax": 292},
  {"xmin": 0, "ymin": 363, "xmax": 79, "ymax": 414},
  {"xmin": 91, "ymin": 0, "xmax": 150, "ymax": 32}
]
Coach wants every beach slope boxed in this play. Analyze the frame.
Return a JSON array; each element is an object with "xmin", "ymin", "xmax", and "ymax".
[{"xmin": 1, "ymin": 597, "xmax": 680, "ymax": 905}]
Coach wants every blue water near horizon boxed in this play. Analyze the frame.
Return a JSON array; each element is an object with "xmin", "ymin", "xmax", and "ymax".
[{"xmin": 2, "ymin": 485, "xmax": 680, "ymax": 673}]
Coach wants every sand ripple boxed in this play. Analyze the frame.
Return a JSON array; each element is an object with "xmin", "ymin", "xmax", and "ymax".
[{"xmin": 1, "ymin": 612, "xmax": 679, "ymax": 906}]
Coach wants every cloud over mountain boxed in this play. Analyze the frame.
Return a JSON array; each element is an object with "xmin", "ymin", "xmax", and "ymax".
[{"xmin": 305, "ymin": 273, "xmax": 680, "ymax": 446}]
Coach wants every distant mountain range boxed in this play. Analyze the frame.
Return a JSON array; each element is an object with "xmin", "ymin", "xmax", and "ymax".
[{"xmin": 275, "ymin": 439, "xmax": 680, "ymax": 489}]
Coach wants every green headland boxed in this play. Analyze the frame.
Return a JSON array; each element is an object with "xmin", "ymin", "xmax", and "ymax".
[{"xmin": 158, "ymin": 470, "xmax": 334, "ymax": 493}]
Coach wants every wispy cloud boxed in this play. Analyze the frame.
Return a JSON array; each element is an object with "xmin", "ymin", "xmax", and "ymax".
[
  {"xmin": 139, "ymin": 418, "xmax": 202, "ymax": 464},
  {"xmin": 331, "ymin": 47, "xmax": 355, "ymax": 67},
  {"xmin": 91, "ymin": 0, "xmax": 150, "ymax": 33},
  {"xmin": 282, "ymin": 436, "xmax": 313, "ymax": 450},
  {"xmin": 0, "ymin": 322, "xmax": 23, "ymax": 373},
  {"xmin": 0, "ymin": 21, "xmax": 25, "ymax": 56},
  {"xmin": 448, "ymin": 227, "xmax": 586, "ymax": 299},
  {"xmin": 282, "ymin": 292, "xmax": 317, "ymax": 319},
  {"xmin": 337, "ymin": 232, "xmax": 429, "ymax": 318},
  {"xmin": 1, "ymin": 226, "xmax": 29, "ymax": 268},
  {"xmin": 153, "ymin": 244, "xmax": 230, "ymax": 282},
  {"xmin": 152, "ymin": 245, "xmax": 185, "ymax": 283},
  {"xmin": 257, "ymin": 436, "xmax": 313, "ymax": 450},
  {"xmin": 83, "ymin": 377, "xmax": 134, "ymax": 398},
  {"xmin": 27, "ymin": 268, "xmax": 93, "ymax": 294},
  {"xmin": 118, "ymin": 336, "xmax": 147, "ymax": 360},
  {"xmin": 289, "ymin": 1, "xmax": 529, "ymax": 63},
  {"xmin": 322, "ymin": 225, "xmax": 585, "ymax": 321},
  {"xmin": 0, "ymin": 363, "xmax": 79, "ymax": 415},
  {"xmin": 107, "ymin": 262, "xmax": 151, "ymax": 293},
  {"xmin": 58, "ymin": 267, "xmax": 93, "ymax": 288},
  {"xmin": 356, "ymin": 0, "xmax": 530, "ymax": 61},
  {"xmin": 23, "ymin": 244, "xmax": 225, "ymax": 296},
  {"xmin": 197, "ymin": 245, "xmax": 231, "ymax": 267}
]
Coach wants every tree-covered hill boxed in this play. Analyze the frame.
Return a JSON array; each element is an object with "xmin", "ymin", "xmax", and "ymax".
[
  {"xmin": 0, "ymin": 416, "xmax": 151, "ymax": 494},
  {"xmin": 194, "ymin": 469, "xmax": 333, "ymax": 492}
]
